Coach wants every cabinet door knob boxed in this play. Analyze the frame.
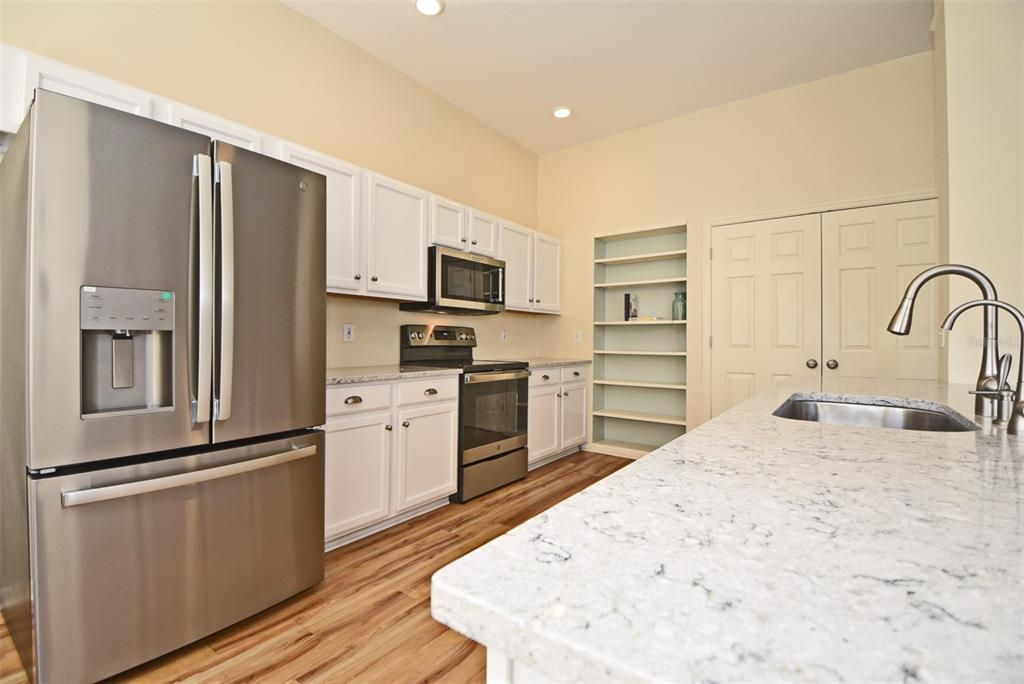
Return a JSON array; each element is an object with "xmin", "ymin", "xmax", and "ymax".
[
  {"xmin": 461, "ymin": 237, "xmax": 467, "ymax": 242},
  {"xmin": 806, "ymin": 359, "xmax": 818, "ymax": 369},
  {"xmin": 536, "ymin": 299, "xmax": 541, "ymax": 303},
  {"xmin": 542, "ymin": 374, "xmax": 550, "ymax": 380},
  {"xmin": 402, "ymin": 420, "xmax": 410, "ymax": 428},
  {"xmin": 385, "ymin": 424, "xmax": 393, "ymax": 431},
  {"xmin": 471, "ymin": 240, "xmax": 478, "ymax": 245},
  {"xmin": 370, "ymin": 276, "xmax": 379, "ymax": 282},
  {"xmin": 557, "ymin": 393, "xmax": 562, "ymax": 398},
  {"xmin": 528, "ymin": 298, "xmax": 534, "ymax": 303},
  {"xmin": 344, "ymin": 395, "xmax": 363, "ymax": 405},
  {"xmin": 563, "ymin": 390, "xmax": 570, "ymax": 396},
  {"xmin": 354, "ymin": 274, "xmax": 362, "ymax": 280},
  {"xmin": 826, "ymin": 359, "xmax": 839, "ymax": 370},
  {"xmin": 572, "ymin": 371, "xmax": 580, "ymax": 377},
  {"xmin": 424, "ymin": 388, "xmax": 438, "ymax": 396}
]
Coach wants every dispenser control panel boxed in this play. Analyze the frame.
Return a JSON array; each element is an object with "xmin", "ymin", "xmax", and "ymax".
[{"xmin": 80, "ymin": 286, "xmax": 174, "ymax": 331}]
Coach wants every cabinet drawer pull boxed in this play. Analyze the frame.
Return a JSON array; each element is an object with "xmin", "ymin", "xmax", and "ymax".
[
  {"xmin": 541, "ymin": 374, "xmax": 550, "ymax": 381},
  {"xmin": 344, "ymin": 395, "xmax": 363, "ymax": 405},
  {"xmin": 402, "ymin": 421, "xmax": 410, "ymax": 428},
  {"xmin": 572, "ymin": 371, "xmax": 580, "ymax": 377},
  {"xmin": 424, "ymin": 388, "xmax": 438, "ymax": 396},
  {"xmin": 385, "ymin": 424, "xmax": 393, "ymax": 431}
]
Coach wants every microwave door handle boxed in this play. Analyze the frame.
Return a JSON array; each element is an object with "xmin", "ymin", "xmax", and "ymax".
[
  {"xmin": 215, "ymin": 159, "xmax": 235, "ymax": 421},
  {"xmin": 497, "ymin": 267, "xmax": 504, "ymax": 304},
  {"xmin": 192, "ymin": 153, "xmax": 213, "ymax": 424}
]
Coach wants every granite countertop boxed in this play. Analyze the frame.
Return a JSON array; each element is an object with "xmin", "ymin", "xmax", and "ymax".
[
  {"xmin": 431, "ymin": 378, "xmax": 1024, "ymax": 682},
  {"xmin": 513, "ymin": 358, "xmax": 593, "ymax": 369},
  {"xmin": 326, "ymin": 365, "xmax": 462, "ymax": 386}
]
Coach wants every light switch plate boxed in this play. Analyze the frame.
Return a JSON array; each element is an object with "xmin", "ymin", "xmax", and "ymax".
[
  {"xmin": 573, "ymin": 330, "xmax": 582, "ymax": 343},
  {"xmin": 343, "ymin": 323, "xmax": 355, "ymax": 343},
  {"xmin": 500, "ymin": 329, "xmax": 509, "ymax": 343}
]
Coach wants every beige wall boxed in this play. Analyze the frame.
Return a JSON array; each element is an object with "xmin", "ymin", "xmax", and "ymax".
[
  {"xmin": 936, "ymin": 0, "xmax": 1024, "ymax": 384},
  {"xmin": 1, "ymin": 0, "xmax": 543, "ymax": 367},
  {"xmin": 536, "ymin": 52, "xmax": 937, "ymax": 427}
]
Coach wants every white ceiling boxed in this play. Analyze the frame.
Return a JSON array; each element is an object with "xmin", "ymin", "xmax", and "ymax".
[{"xmin": 286, "ymin": 0, "xmax": 934, "ymax": 153}]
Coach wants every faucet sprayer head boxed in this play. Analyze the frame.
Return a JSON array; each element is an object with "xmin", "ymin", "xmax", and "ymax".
[{"xmin": 887, "ymin": 298, "xmax": 915, "ymax": 335}]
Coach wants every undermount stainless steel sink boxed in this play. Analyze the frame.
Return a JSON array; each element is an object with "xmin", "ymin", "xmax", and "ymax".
[{"xmin": 773, "ymin": 396, "xmax": 978, "ymax": 433}]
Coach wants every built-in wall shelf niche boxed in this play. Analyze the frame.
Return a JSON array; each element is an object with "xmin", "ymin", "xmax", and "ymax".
[{"xmin": 590, "ymin": 224, "xmax": 687, "ymax": 460}]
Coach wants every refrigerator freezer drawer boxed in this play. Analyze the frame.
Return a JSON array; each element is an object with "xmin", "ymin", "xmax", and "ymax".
[{"xmin": 27, "ymin": 431, "xmax": 325, "ymax": 683}]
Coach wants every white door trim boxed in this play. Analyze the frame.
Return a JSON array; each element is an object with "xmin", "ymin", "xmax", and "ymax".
[{"xmin": 700, "ymin": 190, "xmax": 938, "ymax": 427}]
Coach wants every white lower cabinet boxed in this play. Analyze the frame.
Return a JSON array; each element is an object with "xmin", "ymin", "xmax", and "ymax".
[
  {"xmin": 324, "ymin": 411, "xmax": 392, "ymax": 539},
  {"xmin": 324, "ymin": 376, "xmax": 458, "ymax": 547},
  {"xmin": 528, "ymin": 366, "xmax": 588, "ymax": 466},
  {"xmin": 395, "ymin": 402, "xmax": 458, "ymax": 512},
  {"xmin": 528, "ymin": 384, "xmax": 561, "ymax": 464}
]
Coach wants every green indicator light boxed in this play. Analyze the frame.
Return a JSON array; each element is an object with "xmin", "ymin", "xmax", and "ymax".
[{"xmin": 162, "ymin": 292, "xmax": 172, "ymax": 300}]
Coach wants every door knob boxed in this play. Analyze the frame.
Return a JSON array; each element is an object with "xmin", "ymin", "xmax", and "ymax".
[
  {"xmin": 806, "ymin": 359, "xmax": 818, "ymax": 369},
  {"xmin": 826, "ymin": 359, "xmax": 839, "ymax": 370}
]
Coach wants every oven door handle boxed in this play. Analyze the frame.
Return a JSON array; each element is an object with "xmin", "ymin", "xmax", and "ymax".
[{"xmin": 463, "ymin": 369, "xmax": 530, "ymax": 384}]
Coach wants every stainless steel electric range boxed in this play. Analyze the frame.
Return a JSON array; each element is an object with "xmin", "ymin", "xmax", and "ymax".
[{"xmin": 400, "ymin": 325, "xmax": 529, "ymax": 502}]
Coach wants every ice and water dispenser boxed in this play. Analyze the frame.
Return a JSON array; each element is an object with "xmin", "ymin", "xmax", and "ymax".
[{"xmin": 80, "ymin": 286, "xmax": 174, "ymax": 417}]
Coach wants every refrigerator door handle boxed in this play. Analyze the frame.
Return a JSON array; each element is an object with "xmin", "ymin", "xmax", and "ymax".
[
  {"xmin": 215, "ymin": 160, "xmax": 235, "ymax": 422},
  {"xmin": 60, "ymin": 445, "xmax": 318, "ymax": 508},
  {"xmin": 193, "ymin": 153, "xmax": 214, "ymax": 424}
]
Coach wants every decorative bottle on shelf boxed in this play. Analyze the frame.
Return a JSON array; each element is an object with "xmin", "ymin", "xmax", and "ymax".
[{"xmin": 672, "ymin": 292, "xmax": 686, "ymax": 321}]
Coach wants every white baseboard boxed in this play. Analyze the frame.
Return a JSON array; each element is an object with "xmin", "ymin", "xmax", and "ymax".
[{"xmin": 527, "ymin": 444, "xmax": 582, "ymax": 471}]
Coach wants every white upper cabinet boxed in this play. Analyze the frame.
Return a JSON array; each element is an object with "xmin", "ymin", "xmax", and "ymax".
[
  {"xmin": 157, "ymin": 102, "xmax": 264, "ymax": 152},
  {"xmin": 466, "ymin": 208, "xmax": 500, "ymax": 257},
  {"xmin": 275, "ymin": 141, "xmax": 364, "ymax": 293},
  {"xmin": 500, "ymin": 221, "xmax": 534, "ymax": 311},
  {"xmin": 3, "ymin": 46, "xmax": 157, "ymax": 132},
  {"xmin": 533, "ymin": 233, "xmax": 562, "ymax": 313},
  {"xmin": 430, "ymin": 195, "xmax": 467, "ymax": 250},
  {"xmin": 365, "ymin": 173, "xmax": 429, "ymax": 300}
]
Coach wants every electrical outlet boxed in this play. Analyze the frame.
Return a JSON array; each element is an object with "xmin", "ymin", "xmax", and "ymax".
[
  {"xmin": 573, "ymin": 329, "xmax": 583, "ymax": 343},
  {"xmin": 500, "ymin": 329, "xmax": 509, "ymax": 343},
  {"xmin": 343, "ymin": 323, "xmax": 355, "ymax": 343}
]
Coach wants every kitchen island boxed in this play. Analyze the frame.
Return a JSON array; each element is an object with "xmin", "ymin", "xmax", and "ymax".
[{"xmin": 431, "ymin": 379, "xmax": 1024, "ymax": 682}]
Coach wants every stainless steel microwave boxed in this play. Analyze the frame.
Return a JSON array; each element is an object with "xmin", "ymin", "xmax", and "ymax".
[{"xmin": 401, "ymin": 246, "xmax": 506, "ymax": 315}]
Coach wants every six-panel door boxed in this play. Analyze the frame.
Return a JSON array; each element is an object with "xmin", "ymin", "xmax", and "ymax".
[
  {"xmin": 710, "ymin": 214, "xmax": 823, "ymax": 417},
  {"xmin": 395, "ymin": 402, "xmax": 459, "ymax": 512},
  {"xmin": 324, "ymin": 412, "xmax": 392, "ymax": 539}
]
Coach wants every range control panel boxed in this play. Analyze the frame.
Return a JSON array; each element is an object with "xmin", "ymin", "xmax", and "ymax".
[
  {"xmin": 80, "ymin": 286, "xmax": 174, "ymax": 331},
  {"xmin": 401, "ymin": 324, "xmax": 477, "ymax": 347}
]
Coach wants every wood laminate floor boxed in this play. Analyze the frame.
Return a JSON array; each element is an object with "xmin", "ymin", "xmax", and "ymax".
[{"xmin": 0, "ymin": 452, "xmax": 629, "ymax": 684}]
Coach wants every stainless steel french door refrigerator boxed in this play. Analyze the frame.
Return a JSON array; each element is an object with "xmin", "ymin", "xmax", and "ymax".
[{"xmin": 0, "ymin": 90, "xmax": 327, "ymax": 682}]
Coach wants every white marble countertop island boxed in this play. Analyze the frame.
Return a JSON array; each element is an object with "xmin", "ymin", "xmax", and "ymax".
[{"xmin": 431, "ymin": 378, "xmax": 1024, "ymax": 683}]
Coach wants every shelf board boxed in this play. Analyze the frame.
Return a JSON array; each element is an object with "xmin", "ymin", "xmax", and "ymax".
[
  {"xmin": 593, "ymin": 350, "xmax": 687, "ymax": 357},
  {"xmin": 586, "ymin": 439, "xmax": 655, "ymax": 460},
  {"xmin": 594, "ymin": 379, "xmax": 687, "ymax": 390},
  {"xmin": 594, "ymin": 277, "xmax": 688, "ymax": 288},
  {"xmin": 592, "ymin": 409, "xmax": 686, "ymax": 426},
  {"xmin": 594, "ymin": 320, "xmax": 686, "ymax": 326},
  {"xmin": 594, "ymin": 249, "xmax": 687, "ymax": 265}
]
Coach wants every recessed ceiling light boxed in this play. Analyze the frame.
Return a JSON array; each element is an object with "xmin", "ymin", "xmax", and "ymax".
[
  {"xmin": 415, "ymin": 0, "xmax": 444, "ymax": 16},
  {"xmin": 552, "ymin": 106, "xmax": 572, "ymax": 119}
]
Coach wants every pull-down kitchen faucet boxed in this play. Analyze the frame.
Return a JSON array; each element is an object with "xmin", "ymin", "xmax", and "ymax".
[
  {"xmin": 887, "ymin": 264, "xmax": 1002, "ymax": 418},
  {"xmin": 942, "ymin": 299, "xmax": 1024, "ymax": 434}
]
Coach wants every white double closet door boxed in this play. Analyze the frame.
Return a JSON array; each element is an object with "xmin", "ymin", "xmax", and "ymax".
[{"xmin": 710, "ymin": 199, "xmax": 940, "ymax": 417}]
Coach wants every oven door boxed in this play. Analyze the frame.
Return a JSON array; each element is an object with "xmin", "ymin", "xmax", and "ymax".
[
  {"xmin": 461, "ymin": 369, "xmax": 529, "ymax": 464},
  {"xmin": 435, "ymin": 246, "xmax": 505, "ymax": 313}
]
